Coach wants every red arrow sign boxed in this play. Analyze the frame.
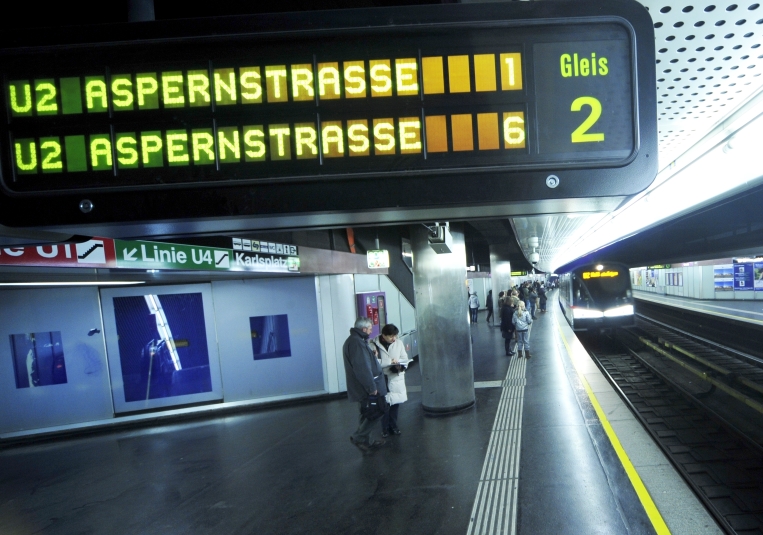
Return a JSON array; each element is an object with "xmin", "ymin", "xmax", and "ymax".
[{"xmin": 0, "ymin": 238, "xmax": 117, "ymax": 268}]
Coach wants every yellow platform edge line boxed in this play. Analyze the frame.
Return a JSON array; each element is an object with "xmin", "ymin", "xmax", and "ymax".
[{"xmin": 555, "ymin": 318, "xmax": 672, "ymax": 535}]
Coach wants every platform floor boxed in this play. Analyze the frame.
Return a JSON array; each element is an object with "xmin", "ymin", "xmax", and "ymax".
[
  {"xmin": 0, "ymin": 303, "xmax": 722, "ymax": 534},
  {"xmin": 635, "ymin": 289, "xmax": 763, "ymax": 326}
]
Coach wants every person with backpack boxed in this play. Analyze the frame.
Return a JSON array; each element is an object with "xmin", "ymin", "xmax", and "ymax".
[{"xmin": 512, "ymin": 301, "xmax": 533, "ymax": 358}]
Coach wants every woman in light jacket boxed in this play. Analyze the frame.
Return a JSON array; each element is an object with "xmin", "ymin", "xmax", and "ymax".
[
  {"xmin": 512, "ymin": 301, "xmax": 533, "ymax": 359},
  {"xmin": 372, "ymin": 323, "xmax": 410, "ymax": 437}
]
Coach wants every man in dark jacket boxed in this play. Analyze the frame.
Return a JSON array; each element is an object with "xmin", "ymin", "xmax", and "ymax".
[
  {"xmin": 343, "ymin": 317, "xmax": 388, "ymax": 453},
  {"xmin": 500, "ymin": 298, "xmax": 517, "ymax": 357}
]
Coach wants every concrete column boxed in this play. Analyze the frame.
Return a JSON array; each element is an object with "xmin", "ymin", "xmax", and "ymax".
[
  {"xmin": 490, "ymin": 245, "xmax": 513, "ymax": 312},
  {"xmin": 411, "ymin": 223, "xmax": 475, "ymax": 413}
]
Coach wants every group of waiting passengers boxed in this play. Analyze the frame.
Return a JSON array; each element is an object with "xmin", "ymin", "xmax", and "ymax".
[{"xmin": 486, "ymin": 281, "xmax": 548, "ymax": 359}]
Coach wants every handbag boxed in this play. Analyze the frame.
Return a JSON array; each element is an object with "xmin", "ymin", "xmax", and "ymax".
[{"xmin": 361, "ymin": 394, "xmax": 388, "ymax": 421}]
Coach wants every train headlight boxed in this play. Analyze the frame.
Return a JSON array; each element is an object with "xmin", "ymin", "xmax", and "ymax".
[
  {"xmin": 604, "ymin": 304, "xmax": 634, "ymax": 317},
  {"xmin": 572, "ymin": 307, "xmax": 604, "ymax": 319}
]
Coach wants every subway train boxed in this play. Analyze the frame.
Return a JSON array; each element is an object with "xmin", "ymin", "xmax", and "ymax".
[{"xmin": 559, "ymin": 262, "xmax": 635, "ymax": 331}]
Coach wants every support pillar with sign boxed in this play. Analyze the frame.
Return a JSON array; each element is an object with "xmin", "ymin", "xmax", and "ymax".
[
  {"xmin": 411, "ymin": 223, "xmax": 475, "ymax": 413},
  {"xmin": 490, "ymin": 245, "xmax": 513, "ymax": 313}
]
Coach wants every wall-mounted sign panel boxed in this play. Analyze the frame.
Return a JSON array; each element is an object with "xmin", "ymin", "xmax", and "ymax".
[
  {"xmin": 0, "ymin": 0, "xmax": 656, "ymax": 228},
  {"xmin": 0, "ymin": 237, "xmax": 300, "ymax": 273},
  {"xmin": 367, "ymin": 250, "xmax": 390, "ymax": 269}
]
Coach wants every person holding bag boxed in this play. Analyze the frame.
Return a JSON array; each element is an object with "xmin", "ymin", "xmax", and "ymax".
[
  {"xmin": 372, "ymin": 324, "xmax": 409, "ymax": 437},
  {"xmin": 343, "ymin": 317, "xmax": 388, "ymax": 453}
]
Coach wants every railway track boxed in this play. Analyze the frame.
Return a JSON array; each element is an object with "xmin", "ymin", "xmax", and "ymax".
[{"xmin": 580, "ymin": 316, "xmax": 763, "ymax": 535}]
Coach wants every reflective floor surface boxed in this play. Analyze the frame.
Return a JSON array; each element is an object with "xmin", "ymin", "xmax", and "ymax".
[{"xmin": 0, "ymin": 308, "xmax": 709, "ymax": 534}]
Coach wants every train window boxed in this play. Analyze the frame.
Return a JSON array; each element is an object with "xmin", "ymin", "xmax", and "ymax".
[{"xmin": 575, "ymin": 269, "xmax": 631, "ymax": 307}]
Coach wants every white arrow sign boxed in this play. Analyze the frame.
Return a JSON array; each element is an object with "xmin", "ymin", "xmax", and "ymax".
[{"xmin": 123, "ymin": 248, "xmax": 138, "ymax": 261}]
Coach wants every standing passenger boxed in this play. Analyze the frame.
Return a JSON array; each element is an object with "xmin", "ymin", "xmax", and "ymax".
[
  {"xmin": 500, "ymin": 296, "xmax": 517, "ymax": 356},
  {"xmin": 468, "ymin": 292, "xmax": 480, "ymax": 324},
  {"xmin": 539, "ymin": 285, "xmax": 548, "ymax": 313},
  {"xmin": 513, "ymin": 301, "xmax": 533, "ymax": 359},
  {"xmin": 343, "ymin": 317, "xmax": 388, "ymax": 453},
  {"xmin": 485, "ymin": 290, "xmax": 494, "ymax": 325},
  {"xmin": 372, "ymin": 324, "xmax": 409, "ymax": 437}
]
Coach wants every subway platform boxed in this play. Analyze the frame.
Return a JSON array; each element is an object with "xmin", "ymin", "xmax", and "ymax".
[
  {"xmin": 0, "ymin": 300, "xmax": 721, "ymax": 534},
  {"xmin": 635, "ymin": 290, "xmax": 763, "ymax": 327}
]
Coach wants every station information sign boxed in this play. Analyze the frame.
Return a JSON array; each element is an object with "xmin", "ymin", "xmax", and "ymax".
[{"xmin": 0, "ymin": 0, "xmax": 656, "ymax": 227}]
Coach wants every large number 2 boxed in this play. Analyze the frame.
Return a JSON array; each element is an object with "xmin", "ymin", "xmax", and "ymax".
[{"xmin": 570, "ymin": 96, "xmax": 604, "ymax": 143}]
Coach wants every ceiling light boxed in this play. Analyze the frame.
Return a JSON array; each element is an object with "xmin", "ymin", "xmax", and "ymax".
[{"xmin": 0, "ymin": 281, "xmax": 146, "ymax": 287}]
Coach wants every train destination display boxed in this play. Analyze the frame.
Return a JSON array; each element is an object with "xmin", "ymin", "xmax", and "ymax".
[{"xmin": 1, "ymin": 20, "xmax": 637, "ymax": 194}]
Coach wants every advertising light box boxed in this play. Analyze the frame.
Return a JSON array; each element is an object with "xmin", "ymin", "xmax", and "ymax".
[{"xmin": 0, "ymin": 0, "xmax": 656, "ymax": 228}]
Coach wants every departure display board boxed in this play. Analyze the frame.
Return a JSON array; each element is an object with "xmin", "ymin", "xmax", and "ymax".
[{"xmin": 0, "ymin": 0, "xmax": 656, "ymax": 228}]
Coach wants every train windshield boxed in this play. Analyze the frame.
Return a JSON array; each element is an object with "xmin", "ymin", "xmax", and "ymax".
[{"xmin": 574, "ymin": 269, "xmax": 631, "ymax": 307}]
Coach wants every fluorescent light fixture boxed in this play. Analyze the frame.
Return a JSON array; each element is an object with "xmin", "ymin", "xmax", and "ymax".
[
  {"xmin": 0, "ymin": 281, "xmax": 146, "ymax": 287},
  {"xmin": 572, "ymin": 307, "xmax": 604, "ymax": 319},
  {"xmin": 551, "ymin": 106, "xmax": 763, "ymax": 271},
  {"xmin": 603, "ymin": 304, "xmax": 634, "ymax": 317}
]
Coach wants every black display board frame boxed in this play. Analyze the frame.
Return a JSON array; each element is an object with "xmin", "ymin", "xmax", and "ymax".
[{"xmin": 0, "ymin": 0, "xmax": 656, "ymax": 229}]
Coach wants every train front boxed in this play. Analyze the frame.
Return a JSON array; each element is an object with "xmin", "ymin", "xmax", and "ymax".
[{"xmin": 570, "ymin": 263, "xmax": 635, "ymax": 331}]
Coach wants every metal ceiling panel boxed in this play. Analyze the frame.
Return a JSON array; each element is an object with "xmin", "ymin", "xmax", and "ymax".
[{"xmin": 646, "ymin": 0, "xmax": 763, "ymax": 167}]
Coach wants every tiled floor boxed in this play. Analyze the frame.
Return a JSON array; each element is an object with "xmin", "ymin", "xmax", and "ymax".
[{"xmin": 0, "ymin": 308, "xmax": 718, "ymax": 534}]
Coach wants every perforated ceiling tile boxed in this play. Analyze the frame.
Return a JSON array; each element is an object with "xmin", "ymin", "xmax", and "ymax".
[{"xmin": 640, "ymin": 0, "xmax": 763, "ymax": 167}]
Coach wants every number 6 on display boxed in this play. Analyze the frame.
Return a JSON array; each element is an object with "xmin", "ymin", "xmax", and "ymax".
[{"xmin": 570, "ymin": 96, "xmax": 604, "ymax": 143}]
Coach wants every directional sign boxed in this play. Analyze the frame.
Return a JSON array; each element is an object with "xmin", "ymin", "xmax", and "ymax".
[
  {"xmin": 115, "ymin": 240, "xmax": 233, "ymax": 271},
  {"xmin": 115, "ymin": 239, "xmax": 300, "ymax": 273},
  {"xmin": 0, "ymin": 238, "xmax": 116, "ymax": 267},
  {"xmin": 0, "ymin": 237, "xmax": 300, "ymax": 273}
]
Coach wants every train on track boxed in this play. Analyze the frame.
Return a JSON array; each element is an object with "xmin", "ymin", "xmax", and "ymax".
[{"xmin": 559, "ymin": 262, "xmax": 635, "ymax": 331}]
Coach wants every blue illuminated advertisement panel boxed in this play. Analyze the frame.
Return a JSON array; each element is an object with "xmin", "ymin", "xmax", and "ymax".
[
  {"xmin": 734, "ymin": 263, "xmax": 754, "ymax": 292},
  {"xmin": 755, "ymin": 262, "xmax": 763, "ymax": 291}
]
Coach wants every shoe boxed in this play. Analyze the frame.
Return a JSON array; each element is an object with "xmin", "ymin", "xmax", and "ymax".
[
  {"xmin": 369, "ymin": 439, "xmax": 386, "ymax": 450},
  {"xmin": 381, "ymin": 429, "xmax": 389, "ymax": 438},
  {"xmin": 507, "ymin": 352, "xmax": 515, "ymax": 357},
  {"xmin": 526, "ymin": 352, "xmax": 531, "ymax": 359},
  {"xmin": 390, "ymin": 428, "xmax": 401, "ymax": 436},
  {"xmin": 350, "ymin": 437, "xmax": 370, "ymax": 453}
]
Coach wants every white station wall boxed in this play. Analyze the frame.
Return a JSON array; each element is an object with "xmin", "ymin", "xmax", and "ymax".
[
  {"xmin": 631, "ymin": 265, "xmax": 763, "ymax": 300},
  {"xmin": 0, "ymin": 272, "xmax": 414, "ymax": 436},
  {"xmin": 0, "ymin": 287, "xmax": 112, "ymax": 434}
]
